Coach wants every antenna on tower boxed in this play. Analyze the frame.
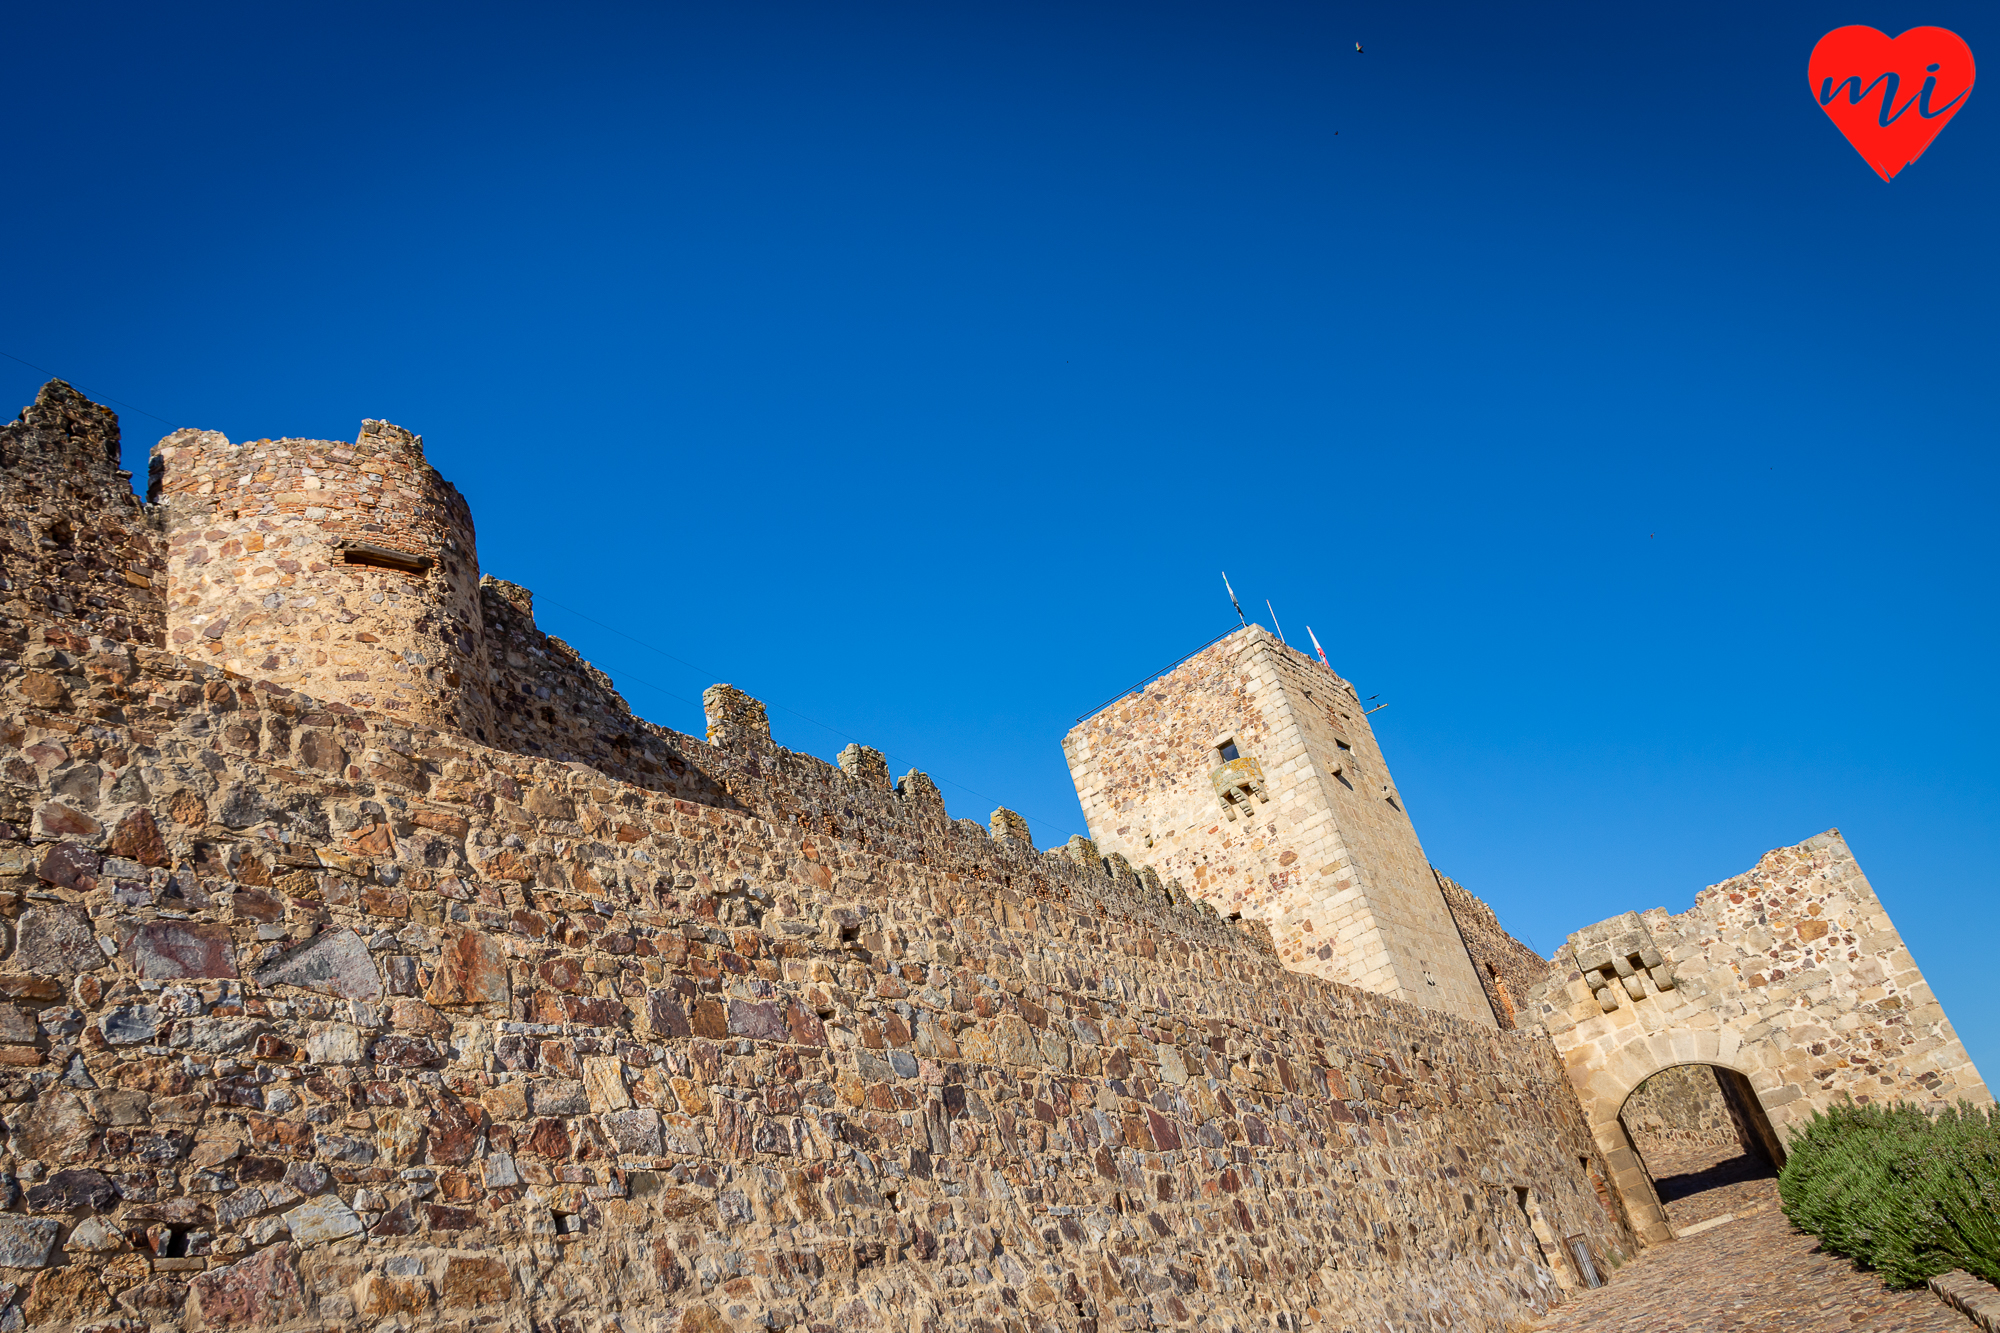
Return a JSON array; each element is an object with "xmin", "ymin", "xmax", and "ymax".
[
  {"xmin": 1306, "ymin": 625, "xmax": 1331, "ymax": 668},
  {"xmin": 1266, "ymin": 600, "xmax": 1287, "ymax": 645},
  {"xmin": 1221, "ymin": 572, "xmax": 1246, "ymax": 627}
]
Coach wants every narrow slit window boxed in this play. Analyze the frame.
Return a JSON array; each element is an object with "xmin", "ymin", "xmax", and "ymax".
[{"xmin": 336, "ymin": 539, "xmax": 433, "ymax": 574}]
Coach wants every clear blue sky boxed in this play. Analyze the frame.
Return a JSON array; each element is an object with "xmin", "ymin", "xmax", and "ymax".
[{"xmin": 5, "ymin": 1, "xmax": 1995, "ymax": 1078}]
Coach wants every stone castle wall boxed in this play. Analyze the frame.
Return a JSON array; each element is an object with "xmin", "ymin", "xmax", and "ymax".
[
  {"xmin": 0, "ymin": 382, "xmax": 164, "ymax": 660},
  {"xmin": 1436, "ymin": 875, "xmax": 1549, "ymax": 1032},
  {"xmin": 1062, "ymin": 628, "xmax": 1494, "ymax": 1027},
  {"xmin": 150, "ymin": 419, "xmax": 492, "ymax": 740},
  {"xmin": 1525, "ymin": 831, "xmax": 1990, "ymax": 1245},
  {"xmin": 0, "ymin": 384, "xmax": 1636, "ymax": 1332}
]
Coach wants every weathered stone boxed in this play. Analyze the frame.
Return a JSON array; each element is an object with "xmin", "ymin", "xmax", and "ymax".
[
  {"xmin": 305, "ymin": 1021, "xmax": 363, "ymax": 1064},
  {"xmin": 0, "ymin": 1217, "xmax": 59, "ymax": 1268},
  {"xmin": 22, "ymin": 1264, "xmax": 112, "ymax": 1326},
  {"xmin": 726, "ymin": 998, "xmax": 787, "ymax": 1042},
  {"xmin": 33, "ymin": 800, "xmax": 100, "ymax": 839},
  {"xmin": 19, "ymin": 671, "xmax": 68, "ymax": 710},
  {"xmin": 603, "ymin": 1107, "xmax": 665, "ymax": 1156},
  {"xmin": 425, "ymin": 1092, "xmax": 483, "ymax": 1166},
  {"xmin": 529, "ymin": 1079, "xmax": 588, "ymax": 1116},
  {"xmin": 374, "ymin": 1108, "xmax": 425, "ymax": 1164},
  {"xmin": 282, "ymin": 1194, "xmax": 364, "ymax": 1245},
  {"xmin": 35, "ymin": 840, "xmax": 101, "ymax": 889},
  {"xmin": 66, "ymin": 1215, "xmax": 124, "ymax": 1252},
  {"xmin": 647, "ymin": 990, "xmax": 692, "ymax": 1039},
  {"xmin": 25, "ymin": 1167, "xmax": 116, "ymax": 1211},
  {"xmin": 229, "ymin": 886, "xmax": 284, "ymax": 922},
  {"xmin": 583, "ymin": 1055, "xmax": 631, "ymax": 1111},
  {"xmin": 425, "ymin": 929, "xmax": 508, "ymax": 1007},
  {"xmin": 108, "ymin": 805, "xmax": 169, "ymax": 866},
  {"xmin": 0, "ymin": 974, "xmax": 62, "ymax": 1000},
  {"xmin": 254, "ymin": 927, "xmax": 382, "ymax": 1001},
  {"xmin": 440, "ymin": 1254, "xmax": 512, "ymax": 1306},
  {"xmin": 119, "ymin": 1278, "xmax": 190, "ymax": 1318},
  {"xmin": 370, "ymin": 1033, "xmax": 440, "ymax": 1066},
  {"xmin": 360, "ymin": 1272, "xmax": 432, "ymax": 1316},
  {"xmin": 174, "ymin": 1017, "xmax": 266, "ymax": 1053},
  {"xmin": 12, "ymin": 1087, "xmax": 98, "ymax": 1162},
  {"xmin": 14, "ymin": 903, "xmax": 103, "ymax": 974},
  {"xmin": 125, "ymin": 919, "xmax": 239, "ymax": 980},
  {"xmin": 0, "ymin": 1005, "xmax": 36, "ymax": 1044},
  {"xmin": 189, "ymin": 1241, "xmax": 307, "ymax": 1327},
  {"xmin": 100, "ymin": 1003, "xmax": 161, "ymax": 1044}
]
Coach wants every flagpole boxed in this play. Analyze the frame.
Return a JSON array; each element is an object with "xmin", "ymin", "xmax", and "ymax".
[{"xmin": 1221, "ymin": 572, "xmax": 1246, "ymax": 627}]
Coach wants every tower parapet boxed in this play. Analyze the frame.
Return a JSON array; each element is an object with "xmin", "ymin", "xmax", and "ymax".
[{"xmin": 150, "ymin": 419, "xmax": 493, "ymax": 738}]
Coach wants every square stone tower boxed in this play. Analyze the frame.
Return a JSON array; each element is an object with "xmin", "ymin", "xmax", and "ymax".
[{"xmin": 1063, "ymin": 625, "xmax": 1495, "ymax": 1026}]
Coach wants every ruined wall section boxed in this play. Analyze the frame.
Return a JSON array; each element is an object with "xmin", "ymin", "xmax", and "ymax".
[
  {"xmin": 1525, "ymin": 831, "xmax": 1990, "ymax": 1245},
  {"xmin": 1064, "ymin": 628, "xmax": 1493, "ymax": 1027},
  {"xmin": 0, "ymin": 651, "xmax": 1635, "ymax": 1331},
  {"xmin": 150, "ymin": 421, "xmax": 492, "ymax": 741},
  {"xmin": 1437, "ymin": 874, "xmax": 1549, "ymax": 1031},
  {"xmin": 476, "ymin": 577, "xmax": 739, "ymax": 810},
  {"xmin": 0, "ymin": 381, "xmax": 166, "ymax": 666}
]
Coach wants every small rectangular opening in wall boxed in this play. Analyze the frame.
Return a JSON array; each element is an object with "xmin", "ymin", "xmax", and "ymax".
[
  {"xmin": 1217, "ymin": 740, "xmax": 1240, "ymax": 762},
  {"xmin": 337, "ymin": 540, "xmax": 433, "ymax": 574}
]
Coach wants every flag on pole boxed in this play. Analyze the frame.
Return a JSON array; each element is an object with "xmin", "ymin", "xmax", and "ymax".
[
  {"xmin": 1221, "ymin": 572, "xmax": 1246, "ymax": 626},
  {"xmin": 1306, "ymin": 625, "xmax": 1331, "ymax": 669}
]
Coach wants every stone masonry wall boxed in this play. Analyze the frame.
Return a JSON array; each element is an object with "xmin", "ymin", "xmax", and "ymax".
[
  {"xmin": 1617, "ymin": 1065, "xmax": 1744, "ymax": 1162},
  {"xmin": 1062, "ymin": 629, "xmax": 1494, "ymax": 1028},
  {"xmin": 150, "ymin": 420, "xmax": 492, "ymax": 740},
  {"xmin": 1524, "ymin": 830, "xmax": 1991, "ymax": 1245},
  {"xmin": 1436, "ymin": 875, "xmax": 1548, "ymax": 1033},
  {"xmin": 0, "ymin": 382, "xmax": 165, "ymax": 662},
  {"xmin": 476, "ymin": 577, "xmax": 727, "ymax": 805},
  {"xmin": 0, "ymin": 385, "xmax": 1637, "ymax": 1333}
]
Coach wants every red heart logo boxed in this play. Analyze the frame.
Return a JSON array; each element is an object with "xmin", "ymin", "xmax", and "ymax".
[{"xmin": 1810, "ymin": 26, "xmax": 1975, "ymax": 180}]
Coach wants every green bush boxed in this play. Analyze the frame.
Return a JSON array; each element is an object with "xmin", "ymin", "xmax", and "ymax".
[{"xmin": 1778, "ymin": 1099, "xmax": 2000, "ymax": 1288}]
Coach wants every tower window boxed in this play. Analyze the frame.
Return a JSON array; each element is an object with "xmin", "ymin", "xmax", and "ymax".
[
  {"xmin": 1217, "ymin": 740, "xmax": 1240, "ymax": 763},
  {"xmin": 336, "ymin": 539, "xmax": 433, "ymax": 574}
]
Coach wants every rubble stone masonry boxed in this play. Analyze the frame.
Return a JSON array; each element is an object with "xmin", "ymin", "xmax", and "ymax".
[
  {"xmin": 150, "ymin": 419, "xmax": 492, "ymax": 740},
  {"xmin": 0, "ymin": 383, "xmax": 1636, "ymax": 1332},
  {"xmin": 1435, "ymin": 876, "xmax": 1550, "ymax": 1033}
]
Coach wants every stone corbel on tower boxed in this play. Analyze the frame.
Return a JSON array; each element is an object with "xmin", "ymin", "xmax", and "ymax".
[
  {"xmin": 1570, "ymin": 912, "xmax": 1677, "ymax": 1012},
  {"xmin": 1210, "ymin": 755, "xmax": 1268, "ymax": 821}
]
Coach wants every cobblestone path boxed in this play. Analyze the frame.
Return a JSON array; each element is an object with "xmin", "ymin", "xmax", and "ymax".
[{"xmin": 1531, "ymin": 1144, "xmax": 1968, "ymax": 1333}]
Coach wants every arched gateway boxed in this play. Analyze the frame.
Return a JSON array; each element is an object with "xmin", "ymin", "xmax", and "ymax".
[{"xmin": 1525, "ymin": 831, "xmax": 1990, "ymax": 1244}]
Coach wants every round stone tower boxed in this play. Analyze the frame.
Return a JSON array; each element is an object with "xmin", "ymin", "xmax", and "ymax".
[{"xmin": 150, "ymin": 419, "xmax": 494, "ymax": 739}]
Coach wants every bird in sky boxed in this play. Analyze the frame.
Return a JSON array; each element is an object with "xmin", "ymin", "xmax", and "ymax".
[{"xmin": 1355, "ymin": 42, "xmax": 1364, "ymax": 53}]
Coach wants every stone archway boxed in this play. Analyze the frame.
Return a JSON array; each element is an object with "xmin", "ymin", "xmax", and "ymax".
[
  {"xmin": 1524, "ymin": 831, "xmax": 1992, "ymax": 1246},
  {"xmin": 1586, "ymin": 1054, "xmax": 1785, "ymax": 1244}
]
